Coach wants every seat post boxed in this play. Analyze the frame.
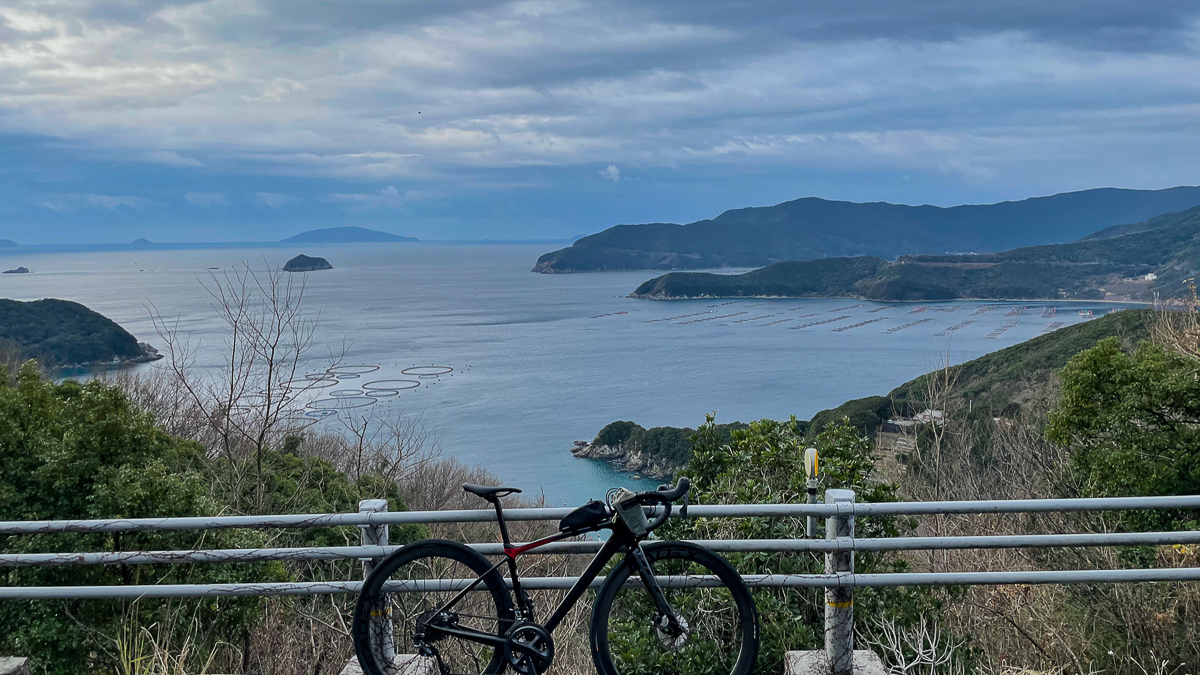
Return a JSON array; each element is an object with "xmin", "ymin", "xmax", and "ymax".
[{"xmin": 490, "ymin": 498, "xmax": 513, "ymax": 547}]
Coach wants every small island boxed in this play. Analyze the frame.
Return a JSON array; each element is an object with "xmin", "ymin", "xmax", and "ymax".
[
  {"xmin": 281, "ymin": 227, "xmax": 417, "ymax": 244},
  {"xmin": 0, "ymin": 239, "xmax": 15, "ymax": 248},
  {"xmin": 283, "ymin": 254, "xmax": 333, "ymax": 272},
  {"xmin": 130, "ymin": 238, "xmax": 153, "ymax": 247},
  {"xmin": 2, "ymin": 267, "xmax": 30, "ymax": 274}
]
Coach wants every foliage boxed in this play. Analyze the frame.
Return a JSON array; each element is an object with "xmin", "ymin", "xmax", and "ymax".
[
  {"xmin": 0, "ymin": 364, "xmax": 423, "ymax": 674},
  {"xmin": 592, "ymin": 420, "xmax": 748, "ymax": 470},
  {"xmin": 535, "ymin": 188, "xmax": 1200, "ymax": 273},
  {"xmin": 0, "ymin": 362, "xmax": 277, "ymax": 674},
  {"xmin": 661, "ymin": 414, "xmax": 965, "ymax": 673},
  {"xmin": 0, "ymin": 299, "xmax": 146, "ymax": 366},
  {"xmin": 1047, "ymin": 337, "xmax": 1200, "ymax": 530}
]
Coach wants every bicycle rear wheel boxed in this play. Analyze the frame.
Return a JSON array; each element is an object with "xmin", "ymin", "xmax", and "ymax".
[
  {"xmin": 591, "ymin": 540, "xmax": 759, "ymax": 675},
  {"xmin": 352, "ymin": 539, "xmax": 515, "ymax": 675}
]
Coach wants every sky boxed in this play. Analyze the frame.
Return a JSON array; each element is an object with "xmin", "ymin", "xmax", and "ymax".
[{"xmin": 2, "ymin": 1, "xmax": 1200, "ymax": 244}]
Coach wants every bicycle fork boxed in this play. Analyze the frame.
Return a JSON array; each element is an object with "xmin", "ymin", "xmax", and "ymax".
[{"xmin": 628, "ymin": 544, "xmax": 686, "ymax": 640}]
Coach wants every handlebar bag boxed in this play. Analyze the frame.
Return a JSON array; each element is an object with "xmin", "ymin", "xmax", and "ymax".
[{"xmin": 559, "ymin": 500, "xmax": 609, "ymax": 532}]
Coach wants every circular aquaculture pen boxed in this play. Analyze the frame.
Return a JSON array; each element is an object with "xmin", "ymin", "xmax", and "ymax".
[
  {"xmin": 326, "ymin": 365, "xmax": 380, "ymax": 375},
  {"xmin": 329, "ymin": 389, "xmax": 366, "ymax": 398},
  {"xmin": 284, "ymin": 377, "xmax": 336, "ymax": 390},
  {"xmin": 308, "ymin": 396, "xmax": 377, "ymax": 410},
  {"xmin": 401, "ymin": 366, "xmax": 453, "ymax": 377},
  {"xmin": 362, "ymin": 379, "xmax": 422, "ymax": 391}
]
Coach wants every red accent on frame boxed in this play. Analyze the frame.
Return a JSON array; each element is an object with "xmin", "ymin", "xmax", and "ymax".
[{"xmin": 505, "ymin": 532, "xmax": 570, "ymax": 559}]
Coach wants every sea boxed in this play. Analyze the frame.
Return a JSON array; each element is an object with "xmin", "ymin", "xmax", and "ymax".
[{"xmin": 0, "ymin": 243, "xmax": 1135, "ymax": 505}]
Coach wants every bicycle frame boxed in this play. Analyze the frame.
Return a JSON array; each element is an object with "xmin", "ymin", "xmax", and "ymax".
[{"xmin": 422, "ymin": 500, "xmax": 673, "ymax": 648}]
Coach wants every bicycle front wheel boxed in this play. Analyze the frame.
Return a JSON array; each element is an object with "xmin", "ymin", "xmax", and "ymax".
[
  {"xmin": 352, "ymin": 539, "xmax": 515, "ymax": 675},
  {"xmin": 591, "ymin": 540, "xmax": 759, "ymax": 675}
]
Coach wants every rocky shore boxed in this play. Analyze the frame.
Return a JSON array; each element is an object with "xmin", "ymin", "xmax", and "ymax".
[{"xmin": 569, "ymin": 439, "xmax": 676, "ymax": 480}]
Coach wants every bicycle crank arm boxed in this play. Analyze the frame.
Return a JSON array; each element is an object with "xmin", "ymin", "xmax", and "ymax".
[{"xmin": 424, "ymin": 625, "xmax": 507, "ymax": 650}]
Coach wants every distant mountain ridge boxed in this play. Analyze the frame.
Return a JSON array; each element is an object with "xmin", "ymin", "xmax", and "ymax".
[
  {"xmin": 281, "ymin": 227, "xmax": 416, "ymax": 244},
  {"xmin": 535, "ymin": 186, "xmax": 1200, "ymax": 273},
  {"xmin": 632, "ymin": 206, "xmax": 1200, "ymax": 302},
  {"xmin": 0, "ymin": 239, "xmax": 15, "ymax": 247}
]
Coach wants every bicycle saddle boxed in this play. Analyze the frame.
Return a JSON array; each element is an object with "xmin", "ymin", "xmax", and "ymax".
[{"xmin": 462, "ymin": 483, "xmax": 523, "ymax": 499}]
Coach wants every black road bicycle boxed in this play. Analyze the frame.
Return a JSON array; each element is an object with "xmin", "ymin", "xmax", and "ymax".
[{"xmin": 351, "ymin": 478, "xmax": 759, "ymax": 675}]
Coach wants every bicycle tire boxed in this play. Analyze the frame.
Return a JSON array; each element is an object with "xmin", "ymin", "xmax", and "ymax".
[
  {"xmin": 352, "ymin": 539, "xmax": 515, "ymax": 675},
  {"xmin": 590, "ymin": 540, "xmax": 759, "ymax": 675}
]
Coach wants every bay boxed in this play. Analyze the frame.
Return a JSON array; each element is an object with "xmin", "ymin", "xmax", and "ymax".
[{"xmin": 0, "ymin": 243, "xmax": 1128, "ymax": 505}]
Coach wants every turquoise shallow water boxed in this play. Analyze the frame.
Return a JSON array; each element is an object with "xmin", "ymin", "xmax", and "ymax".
[{"xmin": 0, "ymin": 243, "xmax": 1130, "ymax": 505}]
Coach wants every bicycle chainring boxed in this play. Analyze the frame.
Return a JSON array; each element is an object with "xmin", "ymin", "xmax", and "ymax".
[{"xmin": 503, "ymin": 622, "xmax": 554, "ymax": 675}]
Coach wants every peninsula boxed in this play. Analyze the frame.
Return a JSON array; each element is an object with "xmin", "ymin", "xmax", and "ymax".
[
  {"xmin": 283, "ymin": 254, "xmax": 333, "ymax": 272},
  {"xmin": 281, "ymin": 226, "xmax": 417, "ymax": 244},
  {"xmin": 0, "ymin": 298, "xmax": 162, "ymax": 367},
  {"xmin": 631, "ymin": 206, "xmax": 1200, "ymax": 303},
  {"xmin": 534, "ymin": 186, "xmax": 1200, "ymax": 273}
]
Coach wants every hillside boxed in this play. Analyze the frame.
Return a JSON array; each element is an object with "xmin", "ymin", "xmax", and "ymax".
[
  {"xmin": 281, "ymin": 227, "xmax": 417, "ymax": 243},
  {"xmin": 633, "ymin": 207, "xmax": 1200, "ymax": 302},
  {"xmin": 576, "ymin": 310, "xmax": 1154, "ymax": 476},
  {"xmin": 534, "ymin": 186, "xmax": 1200, "ymax": 273},
  {"xmin": 0, "ymin": 299, "xmax": 160, "ymax": 367},
  {"xmin": 810, "ymin": 309, "xmax": 1154, "ymax": 431}
]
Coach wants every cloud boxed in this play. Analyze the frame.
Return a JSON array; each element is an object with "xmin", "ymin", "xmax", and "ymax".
[
  {"xmin": 185, "ymin": 192, "xmax": 228, "ymax": 207},
  {"xmin": 39, "ymin": 194, "xmax": 149, "ymax": 211},
  {"xmin": 329, "ymin": 185, "xmax": 434, "ymax": 208},
  {"xmin": 2, "ymin": 0, "xmax": 1200, "ymax": 209},
  {"xmin": 255, "ymin": 192, "xmax": 290, "ymax": 207}
]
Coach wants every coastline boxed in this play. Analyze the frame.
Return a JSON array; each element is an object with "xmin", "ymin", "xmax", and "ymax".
[{"xmin": 627, "ymin": 292, "xmax": 1153, "ymax": 305}]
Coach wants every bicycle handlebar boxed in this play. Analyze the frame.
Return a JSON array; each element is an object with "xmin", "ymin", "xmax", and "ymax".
[{"xmin": 634, "ymin": 477, "xmax": 690, "ymax": 532}]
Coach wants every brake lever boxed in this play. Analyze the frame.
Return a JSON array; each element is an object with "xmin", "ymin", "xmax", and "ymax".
[{"xmin": 681, "ymin": 490, "xmax": 688, "ymax": 519}]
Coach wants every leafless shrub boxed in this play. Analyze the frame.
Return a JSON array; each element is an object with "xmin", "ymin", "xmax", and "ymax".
[{"xmin": 1152, "ymin": 279, "xmax": 1200, "ymax": 360}]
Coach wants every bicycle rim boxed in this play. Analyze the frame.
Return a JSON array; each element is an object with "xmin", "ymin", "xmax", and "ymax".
[
  {"xmin": 592, "ymin": 542, "xmax": 758, "ymax": 675},
  {"xmin": 356, "ymin": 541, "xmax": 512, "ymax": 675}
]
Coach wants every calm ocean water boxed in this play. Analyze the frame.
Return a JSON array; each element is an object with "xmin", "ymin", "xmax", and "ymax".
[{"xmin": 0, "ymin": 243, "xmax": 1129, "ymax": 505}]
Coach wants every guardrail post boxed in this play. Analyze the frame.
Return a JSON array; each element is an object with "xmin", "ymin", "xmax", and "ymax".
[
  {"xmin": 358, "ymin": 499, "xmax": 394, "ymax": 666},
  {"xmin": 825, "ymin": 488, "xmax": 855, "ymax": 675}
]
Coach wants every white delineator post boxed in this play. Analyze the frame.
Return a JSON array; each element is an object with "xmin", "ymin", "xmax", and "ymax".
[
  {"xmin": 359, "ymin": 499, "xmax": 395, "ymax": 666},
  {"xmin": 825, "ymin": 489, "xmax": 855, "ymax": 675},
  {"xmin": 804, "ymin": 448, "xmax": 819, "ymax": 538}
]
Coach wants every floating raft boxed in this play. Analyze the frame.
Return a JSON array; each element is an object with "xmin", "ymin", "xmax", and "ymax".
[
  {"xmin": 1042, "ymin": 322, "xmax": 1065, "ymax": 333},
  {"xmin": 909, "ymin": 306, "xmax": 929, "ymax": 314},
  {"xmin": 1005, "ymin": 306, "xmax": 1027, "ymax": 316},
  {"xmin": 589, "ymin": 311, "xmax": 629, "ymax": 319},
  {"xmin": 986, "ymin": 321, "xmax": 1019, "ymax": 339},
  {"xmin": 934, "ymin": 320, "xmax": 975, "ymax": 337},
  {"xmin": 969, "ymin": 305, "xmax": 996, "ymax": 316},
  {"xmin": 707, "ymin": 301, "xmax": 738, "ymax": 308},
  {"xmin": 884, "ymin": 318, "xmax": 933, "ymax": 334},
  {"xmin": 732, "ymin": 314, "xmax": 776, "ymax": 323},
  {"xmin": 830, "ymin": 304, "xmax": 862, "ymax": 312},
  {"xmin": 1041, "ymin": 307, "xmax": 1057, "ymax": 318},
  {"xmin": 866, "ymin": 305, "xmax": 898, "ymax": 314},
  {"xmin": 832, "ymin": 317, "xmax": 888, "ymax": 332},
  {"xmin": 644, "ymin": 310, "xmax": 715, "ymax": 323},
  {"xmin": 680, "ymin": 311, "xmax": 747, "ymax": 324},
  {"xmin": 790, "ymin": 315, "xmax": 851, "ymax": 330}
]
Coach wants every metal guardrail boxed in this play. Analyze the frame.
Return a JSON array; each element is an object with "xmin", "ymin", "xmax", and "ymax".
[{"xmin": 3, "ymin": 492, "xmax": 1200, "ymax": 675}]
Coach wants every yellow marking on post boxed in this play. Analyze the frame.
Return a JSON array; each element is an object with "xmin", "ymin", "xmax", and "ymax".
[{"xmin": 826, "ymin": 599, "xmax": 854, "ymax": 608}]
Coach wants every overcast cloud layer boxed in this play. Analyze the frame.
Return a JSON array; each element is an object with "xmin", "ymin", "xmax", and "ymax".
[{"xmin": 2, "ymin": 0, "xmax": 1200, "ymax": 243}]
